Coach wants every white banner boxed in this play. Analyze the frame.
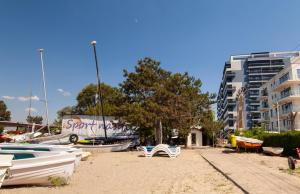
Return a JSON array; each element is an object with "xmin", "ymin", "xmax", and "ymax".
[{"xmin": 61, "ymin": 115, "xmax": 133, "ymax": 137}]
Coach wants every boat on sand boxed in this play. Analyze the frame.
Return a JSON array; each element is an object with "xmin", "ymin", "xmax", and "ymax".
[
  {"xmin": 262, "ymin": 147, "xmax": 283, "ymax": 156},
  {"xmin": 2, "ymin": 152, "xmax": 76, "ymax": 186},
  {"xmin": 0, "ymin": 155, "xmax": 13, "ymax": 188},
  {"xmin": 235, "ymin": 136, "xmax": 263, "ymax": 150},
  {"xmin": 73, "ymin": 141, "xmax": 132, "ymax": 152}
]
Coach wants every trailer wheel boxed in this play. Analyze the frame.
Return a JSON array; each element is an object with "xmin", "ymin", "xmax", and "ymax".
[
  {"xmin": 288, "ymin": 156, "xmax": 295, "ymax": 170},
  {"xmin": 69, "ymin": 134, "xmax": 79, "ymax": 144}
]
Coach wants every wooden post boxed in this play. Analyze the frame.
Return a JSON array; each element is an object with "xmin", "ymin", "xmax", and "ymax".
[{"xmin": 155, "ymin": 119, "xmax": 163, "ymax": 145}]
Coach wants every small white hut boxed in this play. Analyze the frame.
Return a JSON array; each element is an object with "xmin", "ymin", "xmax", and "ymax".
[{"xmin": 186, "ymin": 126, "xmax": 203, "ymax": 148}]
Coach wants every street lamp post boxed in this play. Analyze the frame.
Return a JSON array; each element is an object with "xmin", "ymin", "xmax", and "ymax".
[
  {"xmin": 91, "ymin": 41, "xmax": 107, "ymax": 140},
  {"xmin": 276, "ymin": 102, "xmax": 281, "ymax": 133}
]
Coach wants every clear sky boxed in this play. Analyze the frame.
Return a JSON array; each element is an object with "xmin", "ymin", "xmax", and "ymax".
[{"xmin": 1, "ymin": 0, "xmax": 300, "ymax": 123}]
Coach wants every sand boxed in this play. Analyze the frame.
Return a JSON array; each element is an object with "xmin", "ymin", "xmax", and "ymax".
[
  {"xmin": 1, "ymin": 149, "xmax": 242, "ymax": 194},
  {"xmin": 201, "ymin": 148, "xmax": 300, "ymax": 194}
]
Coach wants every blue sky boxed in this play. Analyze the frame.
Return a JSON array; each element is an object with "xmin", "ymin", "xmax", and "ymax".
[{"xmin": 1, "ymin": 0, "xmax": 300, "ymax": 123}]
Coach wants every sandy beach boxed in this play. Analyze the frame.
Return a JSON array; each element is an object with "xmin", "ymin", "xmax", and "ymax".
[{"xmin": 1, "ymin": 149, "xmax": 242, "ymax": 194}]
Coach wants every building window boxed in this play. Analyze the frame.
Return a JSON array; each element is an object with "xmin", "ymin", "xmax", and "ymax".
[
  {"xmin": 280, "ymin": 87, "xmax": 291, "ymax": 99},
  {"xmin": 271, "ymin": 122, "xmax": 273, "ymax": 130},
  {"xmin": 270, "ymin": 110, "xmax": 273, "ymax": 117},
  {"xmin": 282, "ymin": 102, "xmax": 293, "ymax": 114},
  {"xmin": 279, "ymin": 73, "xmax": 290, "ymax": 84},
  {"xmin": 297, "ymin": 69, "xmax": 300, "ymax": 79}
]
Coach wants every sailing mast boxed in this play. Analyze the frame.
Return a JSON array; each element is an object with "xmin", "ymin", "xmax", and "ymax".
[
  {"xmin": 91, "ymin": 41, "xmax": 108, "ymax": 140},
  {"xmin": 28, "ymin": 89, "xmax": 32, "ymax": 118},
  {"xmin": 38, "ymin": 49, "xmax": 50, "ymax": 135}
]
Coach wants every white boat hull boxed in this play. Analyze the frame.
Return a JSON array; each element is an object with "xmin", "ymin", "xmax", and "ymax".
[
  {"xmin": 0, "ymin": 155, "xmax": 13, "ymax": 188},
  {"xmin": 262, "ymin": 147, "xmax": 284, "ymax": 156},
  {"xmin": 0, "ymin": 144, "xmax": 83, "ymax": 168},
  {"xmin": 73, "ymin": 141, "xmax": 131, "ymax": 152},
  {"xmin": 3, "ymin": 153, "xmax": 76, "ymax": 186}
]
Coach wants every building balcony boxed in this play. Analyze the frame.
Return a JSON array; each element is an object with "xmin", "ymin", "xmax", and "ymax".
[
  {"xmin": 273, "ymin": 79, "xmax": 300, "ymax": 92},
  {"xmin": 260, "ymin": 106, "xmax": 270, "ymax": 112},
  {"xmin": 248, "ymin": 70, "xmax": 278, "ymax": 75},
  {"xmin": 278, "ymin": 91, "xmax": 300, "ymax": 104},
  {"xmin": 261, "ymin": 117, "xmax": 270, "ymax": 123},
  {"xmin": 248, "ymin": 79, "xmax": 266, "ymax": 83},
  {"xmin": 259, "ymin": 95, "xmax": 268, "ymax": 100},
  {"xmin": 225, "ymin": 71, "xmax": 235, "ymax": 77}
]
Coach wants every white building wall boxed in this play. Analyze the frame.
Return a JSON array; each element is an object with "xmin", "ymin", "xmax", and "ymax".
[{"xmin": 186, "ymin": 129, "xmax": 203, "ymax": 148}]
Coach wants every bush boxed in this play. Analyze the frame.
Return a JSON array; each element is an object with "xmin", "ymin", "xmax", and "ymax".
[
  {"xmin": 239, "ymin": 127, "xmax": 265, "ymax": 139},
  {"xmin": 48, "ymin": 176, "xmax": 68, "ymax": 186},
  {"xmin": 261, "ymin": 131, "xmax": 300, "ymax": 156}
]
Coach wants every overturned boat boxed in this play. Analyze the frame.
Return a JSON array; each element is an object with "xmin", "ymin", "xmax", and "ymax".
[
  {"xmin": 1, "ymin": 151, "xmax": 76, "ymax": 186},
  {"xmin": 262, "ymin": 147, "xmax": 283, "ymax": 156},
  {"xmin": 235, "ymin": 136, "xmax": 263, "ymax": 150},
  {"xmin": 0, "ymin": 155, "xmax": 13, "ymax": 188}
]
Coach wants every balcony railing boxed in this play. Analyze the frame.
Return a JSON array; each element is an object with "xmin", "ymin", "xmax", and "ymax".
[
  {"xmin": 261, "ymin": 104, "xmax": 269, "ymax": 108},
  {"xmin": 248, "ymin": 69, "xmax": 279, "ymax": 74},
  {"xmin": 280, "ymin": 90, "xmax": 300, "ymax": 100}
]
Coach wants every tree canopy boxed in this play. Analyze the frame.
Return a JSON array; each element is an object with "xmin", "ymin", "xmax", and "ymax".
[
  {"xmin": 55, "ymin": 57, "xmax": 220, "ymax": 145},
  {"xmin": 0, "ymin": 100, "xmax": 11, "ymax": 121},
  {"xmin": 26, "ymin": 115, "xmax": 43, "ymax": 124},
  {"xmin": 76, "ymin": 83, "xmax": 122, "ymax": 116},
  {"xmin": 0, "ymin": 100, "xmax": 11, "ymax": 132},
  {"xmin": 119, "ymin": 57, "xmax": 217, "ymax": 144}
]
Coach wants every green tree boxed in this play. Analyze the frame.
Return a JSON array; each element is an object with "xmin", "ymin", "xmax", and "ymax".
[
  {"xmin": 26, "ymin": 115, "xmax": 43, "ymax": 124},
  {"xmin": 76, "ymin": 83, "xmax": 122, "ymax": 116},
  {"xmin": 0, "ymin": 100, "xmax": 11, "ymax": 121},
  {"xmin": 119, "ymin": 57, "xmax": 214, "ymax": 144},
  {"xmin": 53, "ymin": 106, "xmax": 76, "ymax": 127},
  {"xmin": 201, "ymin": 110, "xmax": 224, "ymax": 146},
  {"xmin": 0, "ymin": 100, "xmax": 11, "ymax": 133}
]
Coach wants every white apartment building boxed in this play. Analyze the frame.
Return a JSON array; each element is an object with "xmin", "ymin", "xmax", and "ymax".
[
  {"xmin": 218, "ymin": 51, "xmax": 300, "ymax": 134},
  {"xmin": 260, "ymin": 57, "xmax": 300, "ymax": 131}
]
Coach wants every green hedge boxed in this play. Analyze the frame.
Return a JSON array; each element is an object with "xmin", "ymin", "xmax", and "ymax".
[{"xmin": 261, "ymin": 131, "xmax": 300, "ymax": 156}]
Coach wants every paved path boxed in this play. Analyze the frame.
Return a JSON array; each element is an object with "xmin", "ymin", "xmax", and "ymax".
[{"xmin": 200, "ymin": 148, "xmax": 300, "ymax": 194}]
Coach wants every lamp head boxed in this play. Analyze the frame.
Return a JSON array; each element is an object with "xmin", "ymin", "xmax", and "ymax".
[
  {"xmin": 38, "ymin": 48, "xmax": 44, "ymax": 52},
  {"xmin": 91, "ymin": 41, "xmax": 97, "ymax": 45}
]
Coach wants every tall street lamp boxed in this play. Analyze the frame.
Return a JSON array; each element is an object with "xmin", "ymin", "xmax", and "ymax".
[{"xmin": 91, "ymin": 41, "xmax": 108, "ymax": 140}]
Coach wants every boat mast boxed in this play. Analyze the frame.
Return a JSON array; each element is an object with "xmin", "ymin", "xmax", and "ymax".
[
  {"xmin": 28, "ymin": 89, "xmax": 32, "ymax": 119},
  {"xmin": 38, "ymin": 49, "xmax": 50, "ymax": 135},
  {"xmin": 91, "ymin": 41, "xmax": 107, "ymax": 139}
]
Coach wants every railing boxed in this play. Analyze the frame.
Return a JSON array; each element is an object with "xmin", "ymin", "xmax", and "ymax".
[
  {"xmin": 225, "ymin": 71, "xmax": 235, "ymax": 77},
  {"xmin": 273, "ymin": 78, "xmax": 300, "ymax": 90},
  {"xmin": 280, "ymin": 90, "xmax": 300, "ymax": 100},
  {"xmin": 280, "ymin": 104, "xmax": 300, "ymax": 115},
  {"xmin": 261, "ymin": 104, "xmax": 269, "ymax": 108},
  {"xmin": 248, "ymin": 69, "xmax": 279, "ymax": 74}
]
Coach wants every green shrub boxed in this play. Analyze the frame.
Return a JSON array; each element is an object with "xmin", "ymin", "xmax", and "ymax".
[
  {"xmin": 240, "ymin": 127, "xmax": 266, "ymax": 139},
  {"xmin": 48, "ymin": 176, "xmax": 68, "ymax": 186}
]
